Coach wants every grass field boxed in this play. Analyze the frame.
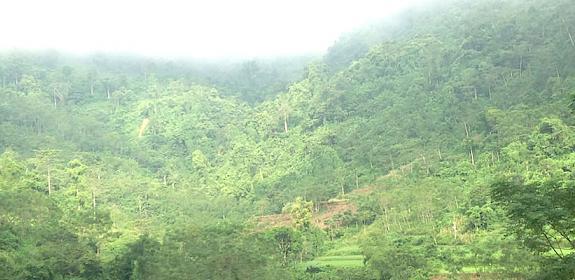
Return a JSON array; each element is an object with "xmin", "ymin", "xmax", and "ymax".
[
  {"xmin": 305, "ymin": 245, "xmax": 365, "ymax": 268},
  {"xmin": 309, "ymin": 255, "xmax": 365, "ymax": 268}
]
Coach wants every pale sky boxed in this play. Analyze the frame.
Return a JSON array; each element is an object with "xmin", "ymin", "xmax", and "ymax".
[{"xmin": 0, "ymin": 0, "xmax": 422, "ymax": 58}]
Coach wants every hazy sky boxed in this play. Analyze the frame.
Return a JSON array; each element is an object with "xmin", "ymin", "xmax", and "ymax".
[{"xmin": 0, "ymin": 0, "xmax": 420, "ymax": 58}]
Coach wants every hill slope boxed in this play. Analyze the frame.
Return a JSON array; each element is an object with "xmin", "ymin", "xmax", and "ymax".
[{"xmin": 1, "ymin": 0, "xmax": 575, "ymax": 279}]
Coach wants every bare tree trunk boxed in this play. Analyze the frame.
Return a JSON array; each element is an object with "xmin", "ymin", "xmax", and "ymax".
[
  {"xmin": 464, "ymin": 122, "xmax": 475, "ymax": 165},
  {"xmin": 519, "ymin": 55, "xmax": 523, "ymax": 78},
  {"xmin": 542, "ymin": 231, "xmax": 563, "ymax": 259},
  {"xmin": 563, "ymin": 19, "xmax": 575, "ymax": 47},
  {"xmin": 421, "ymin": 154, "xmax": 430, "ymax": 175},
  {"xmin": 503, "ymin": 74, "xmax": 509, "ymax": 88},
  {"xmin": 47, "ymin": 169, "xmax": 52, "ymax": 196},
  {"xmin": 53, "ymin": 88, "xmax": 58, "ymax": 108},
  {"xmin": 402, "ymin": 213, "xmax": 410, "ymax": 230},
  {"xmin": 35, "ymin": 117, "xmax": 41, "ymax": 136},
  {"xmin": 283, "ymin": 113, "xmax": 288, "ymax": 133},
  {"xmin": 92, "ymin": 190, "xmax": 96, "ymax": 219},
  {"xmin": 452, "ymin": 218, "xmax": 458, "ymax": 240},
  {"xmin": 382, "ymin": 207, "xmax": 391, "ymax": 232},
  {"xmin": 396, "ymin": 215, "xmax": 403, "ymax": 232}
]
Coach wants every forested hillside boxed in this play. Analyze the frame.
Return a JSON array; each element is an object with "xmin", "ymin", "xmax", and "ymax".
[{"xmin": 1, "ymin": 0, "xmax": 575, "ymax": 279}]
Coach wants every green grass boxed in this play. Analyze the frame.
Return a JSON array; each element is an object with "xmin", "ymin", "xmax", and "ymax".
[
  {"xmin": 307, "ymin": 255, "xmax": 365, "ymax": 268},
  {"xmin": 303, "ymin": 240, "xmax": 365, "ymax": 269}
]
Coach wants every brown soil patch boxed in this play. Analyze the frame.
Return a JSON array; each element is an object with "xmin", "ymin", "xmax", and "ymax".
[
  {"xmin": 256, "ymin": 199, "xmax": 357, "ymax": 230},
  {"xmin": 313, "ymin": 200, "xmax": 357, "ymax": 229},
  {"xmin": 349, "ymin": 185, "xmax": 375, "ymax": 196},
  {"xmin": 256, "ymin": 213, "xmax": 293, "ymax": 229}
]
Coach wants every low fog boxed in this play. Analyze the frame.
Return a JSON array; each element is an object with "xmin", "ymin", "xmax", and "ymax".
[{"xmin": 0, "ymin": 0, "xmax": 432, "ymax": 59}]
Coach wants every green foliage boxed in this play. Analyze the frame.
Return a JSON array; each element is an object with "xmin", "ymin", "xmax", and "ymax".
[
  {"xmin": 283, "ymin": 197, "xmax": 314, "ymax": 229},
  {"xmin": 1, "ymin": 0, "xmax": 575, "ymax": 278},
  {"xmin": 297, "ymin": 266, "xmax": 377, "ymax": 280},
  {"xmin": 491, "ymin": 118, "xmax": 575, "ymax": 278},
  {"xmin": 363, "ymin": 234, "xmax": 435, "ymax": 280}
]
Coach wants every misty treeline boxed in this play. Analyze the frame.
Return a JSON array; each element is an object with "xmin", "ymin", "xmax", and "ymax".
[{"xmin": 1, "ymin": 0, "xmax": 575, "ymax": 279}]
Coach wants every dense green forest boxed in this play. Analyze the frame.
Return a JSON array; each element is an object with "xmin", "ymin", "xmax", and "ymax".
[{"xmin": 2, "ymin": 0, "xmax": 575, "ymax": 279}]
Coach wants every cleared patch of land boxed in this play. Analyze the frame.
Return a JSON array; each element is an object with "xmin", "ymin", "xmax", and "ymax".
[{"xmin": 304, "ymin": 245, "xmax": 365, "ymax": 268}]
